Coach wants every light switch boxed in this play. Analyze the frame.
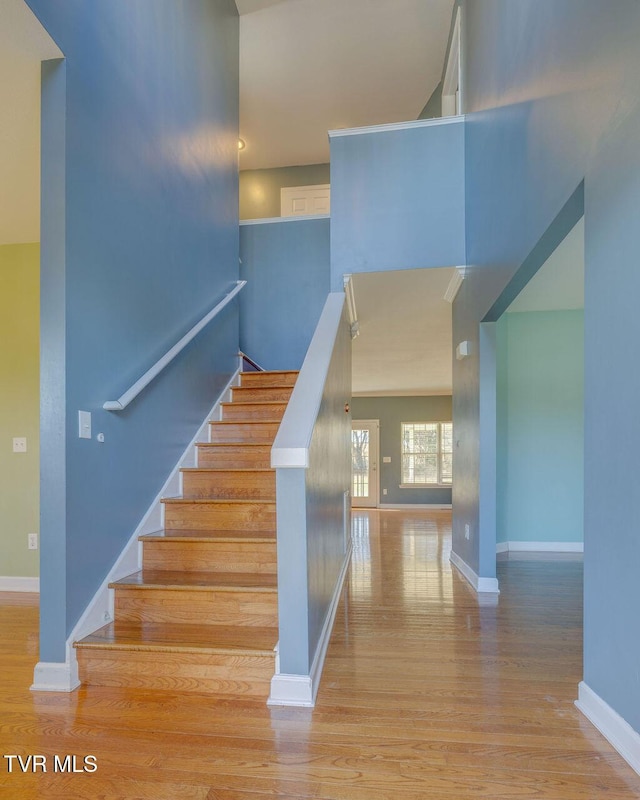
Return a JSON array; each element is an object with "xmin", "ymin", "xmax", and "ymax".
[
  {"xmin": 12, "ymin": 437, "xmax": 27, "ymax": 453},
  {"xmin": 383, "ymin": 456, "xmax": 391, "ymax": 463},
  {"xmin": 78, "ymin": 410, "xmax": 92, "ymax": 439}
]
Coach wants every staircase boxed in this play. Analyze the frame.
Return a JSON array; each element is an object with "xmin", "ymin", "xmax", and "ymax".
[{"xmin": 74, "ymin": 369, "xmax": 298, "ymax": 698}]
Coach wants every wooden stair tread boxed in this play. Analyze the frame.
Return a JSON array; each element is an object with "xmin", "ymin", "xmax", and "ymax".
[
  {"xmin": 161, "ymin": 497, "xmax": 276, "ymax": 506},
  {"xmin": 233, "ymin": 383, "xmax": 295, "ymax": 388},
  {"xmin": 240, "ymin": 371, "xmax": 298, "ymax": 377},
  {"xmin": 197, "ymin": 442, "xmax": 270, "ymax": 447},
  {"xmin": 221, "ymin": 401, "xmax": 287, "ymax": 407},
  {"xmin": 180, "ymin": 467, "xmax": 273, "ymax": 473},
  {"xmin": 140, "ymin": 528, "xmax": 275, "ymax": 542},
  {"xmin": 210, "ymin": 419, "xmax": 282, "ymax": 425},
  {"xmin": 109, "ymin": 569, "xmax": 278, "ymax": 591},
  {"xmin": 77, "ymin": 365, "xmax": 296, "ymax": 697},
  {"xmin": 231, "ymin": 388, "xmax": 293, "ymax": 399},
  {"xmin": 75, "ymin": 621, "xmax": 278, "ymax": 656}
]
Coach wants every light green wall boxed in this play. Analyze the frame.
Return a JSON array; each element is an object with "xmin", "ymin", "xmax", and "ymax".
[
  {"xmin": 240, "ymin": 163, "xmax": 330, "ymax": 220},
  {"xmin": 497, "ymin": 310, "xmax": 584, "ymax": 544},
  {"xmin": 0, "ymin": 243, "xmax": 40, "ymax": 578}
]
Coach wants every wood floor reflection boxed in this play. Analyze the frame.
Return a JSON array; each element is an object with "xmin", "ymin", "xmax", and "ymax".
[{"xmin": 2, "ymin": 509, "xmax": 640, "ymax": 799}]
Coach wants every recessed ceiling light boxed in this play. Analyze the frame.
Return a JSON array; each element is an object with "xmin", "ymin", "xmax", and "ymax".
[{"xmin": 238, "ymin": 138, "xmax": 246, "ymax": 151}]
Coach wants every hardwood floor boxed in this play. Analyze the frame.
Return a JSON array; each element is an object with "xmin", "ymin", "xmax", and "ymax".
[{"xmin": 2, "ymin": 509, "xmax": 640, "ymax": 799}]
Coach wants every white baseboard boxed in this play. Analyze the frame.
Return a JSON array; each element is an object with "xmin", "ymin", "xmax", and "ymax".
[
  {"xmin": 0, "ymin": 576, "xmax": 39, "ymax": 592},
  {"xmin": 31, "ymin": 370, "xmax": 239, "ymax": 694},
  {"xmin": 498, "ymin": 541, "xmax": 583, "ymax": 553},
  {"xmin": 269, "ymin": 542, "xmax": 352, "ymax": 708},
  {"xmin": 269, "ymin": 673, "xmax": 315, "ymax": 707},
  {"xmin": 576, "ymin": 681, "xmax": 640, "ymax": 776},
  {"xmin": 31, "ymin": 660, "xmax": 79, "ymax": 693},
  {"xmin": 450, "ymin": 550, "xmax": 500, "ymax": 594},
  {"xmin": 377, "ymin": 503, "xmax": 452, "ymax": 510}
]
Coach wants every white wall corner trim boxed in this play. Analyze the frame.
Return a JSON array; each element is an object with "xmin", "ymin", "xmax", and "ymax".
[
  {"xmin": 497, "ymin": 541, "xmax": 584, "ymax": 553},
  {"xmin": 240, "ymin": 214, "xmax": 330, "ymax": 226},
  {"xmin": 31, "ymin": 660, "xmax": 80, "ymax": 693},
  {"xmin": 444, "ymin": 267, "xmax": 465, "ymax": 303},
  {"xmin": 450, "ymin": 550, "xmax": 500, "ymax": 594},
  {"xmin": 269, "ymin": 543, "xmax": 352, "ymax": 707},
  {"xmin": 343, "ymin": 274, "xmax": 359, "ymax": 339},
  {"xmin": 328, "ymin": 115, "xmax": 465, "ymax": 139},
  {"xmin": 31, "ymin": 370, "xmax": 239, "ymax": 693},
  {"xmin": 0, "ymin": 576, "xmax": 39, "ymax": 592},
  {"xmin": 576, "ymin": 682, "xmax": 640, "ymax": 776}
]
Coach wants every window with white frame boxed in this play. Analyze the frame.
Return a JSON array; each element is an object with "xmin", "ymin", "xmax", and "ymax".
[{"xmin": 401, "ymin": 422, "xmax": 453, "ymax": 486}]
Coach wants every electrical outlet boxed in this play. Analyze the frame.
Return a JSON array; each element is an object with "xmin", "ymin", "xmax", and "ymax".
[
  {"xmin": 383, "ymin": 488, "xmax": 388, "ymax": 496},
  {"xmin": 28, "ymin": 533, "xmax": 38, "ymax": 550},
  {"xmin": 13, "ymin": 437, "xmax": 27, "ymax": 453},
  {"xmin": 464, "ymin": 523, "xmax": 470, "ymax": 540}
]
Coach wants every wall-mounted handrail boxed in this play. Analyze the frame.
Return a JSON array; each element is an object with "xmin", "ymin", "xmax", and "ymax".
[{"xmin": 104, "ymin": 280, "xmax": 246, "ymax": 411}]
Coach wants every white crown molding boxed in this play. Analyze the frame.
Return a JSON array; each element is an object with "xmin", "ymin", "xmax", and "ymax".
[
  {"xmin": 0, "ymin": 576, "xmax": 39, "ymax": 592},
  {"xmin": 329, "ymin": 114, "xmax": 465, "ymax": 139},
  {"xmin": 444, "ymin": 267, "xmax": 466, "ymax": 303},
  {"xmin": 450, "ymin": 550, "xmax": 500, "ymax": 594},
  {"xmin": 240, "ymin": 214, "xmax": 330, "ymax": 226},
  {"xmin": 576, "ymin": 682, "xmax": 640, "ymax": 776},
  {"xmin": 269, "ymin": 542, "xmax": 352, "ymax": 707}
]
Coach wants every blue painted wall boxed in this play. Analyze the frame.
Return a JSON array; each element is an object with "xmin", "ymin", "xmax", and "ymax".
[
  {"xmin": 330, "ymin": 120, "xmax": 465, "ymax": 290},
  {"xmin": 305, "ymin": 303, "xmax": 352, "ymax": 668},
  {"xmin": 496, "ymin": 311, "xmax": 584, "ymax": 545},
  {"xmin": 28, "ymin": 0, "xmax": 240, "ymax": 661},
  {"xmin": 276, "ymin": 298, "xmax": 351, "ymax": 675},
  {"xmin": 239, "ymin": 218, "xmax": 330, "ymax": 370},
  {"xmin": 456, "ymin": 0, "xmax": 640, "ymax": 732},
  {"xmin": 584, "ymin": 97, "xmax": 640, "ymax": 733},
  {"xmin": 351, "ymin": 396, "xmax": 452, "ymax": 506}
]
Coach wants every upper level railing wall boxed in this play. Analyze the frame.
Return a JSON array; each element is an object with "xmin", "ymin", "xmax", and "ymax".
[{"xmin": 329, "ymin": 116, "xmax": 466, "ymax": 290}]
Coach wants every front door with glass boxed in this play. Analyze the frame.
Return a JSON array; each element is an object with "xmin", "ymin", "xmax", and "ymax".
[{"xmin": 351, "ymin": 420, "xmax": 379, "ymax": 508}]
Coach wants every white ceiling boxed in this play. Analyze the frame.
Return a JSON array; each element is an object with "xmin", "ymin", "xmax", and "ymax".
[
  {"xmin": 0, "ymin": 0, "xmax": 61, "ymax": 246},
  {"xmin": 238, "ymin": 0, "xmax": 454, "ymax": 169},
  {"xmin": 508, "ymin": 218, "xmax": 584, "ymax": 313},
  {"xmin": 352, "ymin": 267, "xmax": 454, "ymax": 396}
]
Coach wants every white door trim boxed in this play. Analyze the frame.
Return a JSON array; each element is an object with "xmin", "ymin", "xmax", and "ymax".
[{"xmin": 351, "ymin": 420, "xmax": 380, "ymax": 508}]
